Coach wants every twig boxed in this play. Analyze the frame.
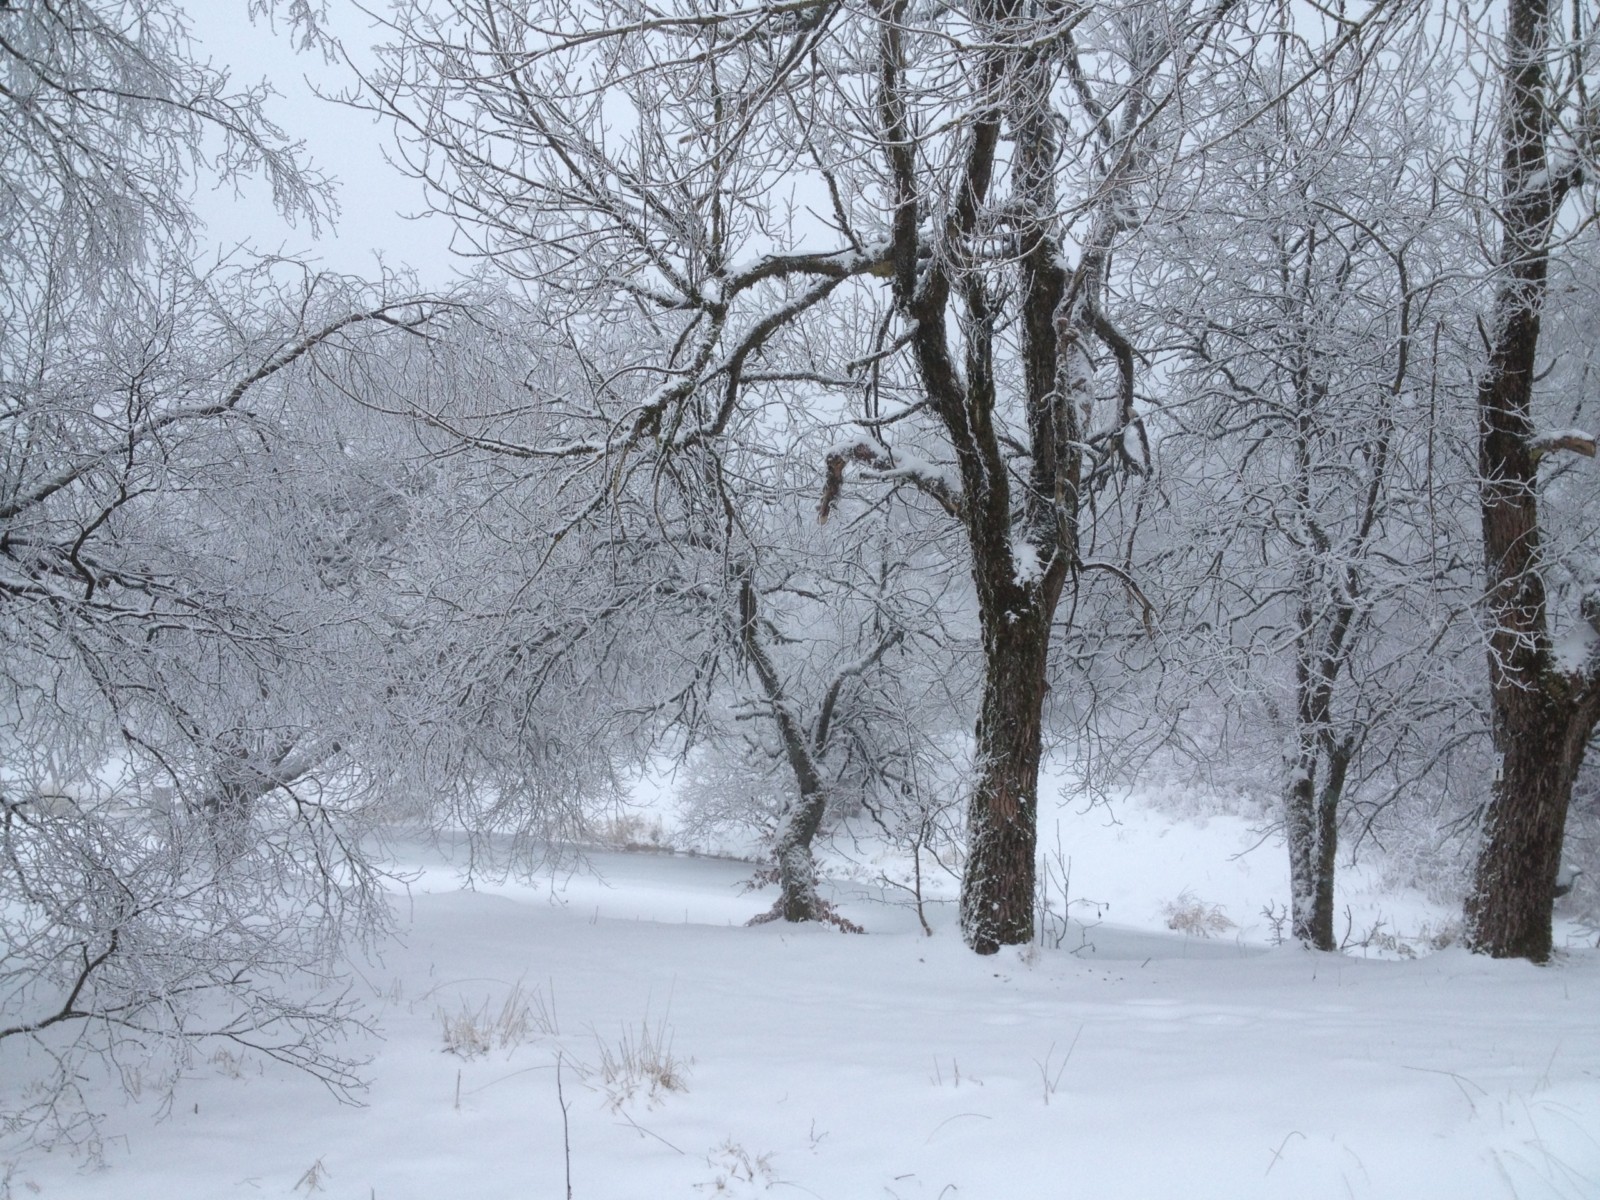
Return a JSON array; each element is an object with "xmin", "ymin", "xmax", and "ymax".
[
  {"xmin": 558, "ymin": 1052, "xmax": 574, "ymax": 1200},
  {"xmin": 924, "ymin": 1112, "xmax": 991, "ymax": 1143},
  {"xmin": 1400, "ymin": 1064, "xmax": 1486, "ymax": 1116},
  {"xmin": 1265, "ymin": 1130, "xmax": 1304, "ymax": 1175},
  {"xmin": 615, "ymin": 1107, "xmax": 686, "ymax": 1155},
  {"xmin": 1035, "ymin": 1025, "xmax": 1083, "ymax": 1105}
]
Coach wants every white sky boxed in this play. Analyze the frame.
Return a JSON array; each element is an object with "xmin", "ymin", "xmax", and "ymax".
[{"xmin": 185, "ymin": 4, "xmax": 461, "ymax": 285}]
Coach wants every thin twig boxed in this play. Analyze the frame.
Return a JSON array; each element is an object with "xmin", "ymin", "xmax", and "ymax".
[
  {"xmin": 615, "ymin": 1108, "xmax": 687, "ymax": 1155},
  {"xmin": 558, "ymin": 1052, "xmax": 573, "ymax": 1200}
]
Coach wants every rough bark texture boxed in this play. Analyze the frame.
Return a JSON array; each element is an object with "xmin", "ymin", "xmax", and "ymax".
[
  {"xmin": 737, "ymin": 576, "xmax": 831, "ymax": 924},
  {"xmin": 1285, "ymin": 738, "xmax": 1348, "ymax": 951},
  {"xmin": 1467, "ymin": 692, "xmax": 1596, "ymax": 959},
  {"xmin": 871, "ymin": 0, "xmax": 1154, "ymax": 952},
  {"xmin": 1466, "ymin": 0, "xmax": 1600, "ymax": 961},
  {"xmin": 960, "ymin": 604, "xmax": 1056, "ymax": 952}
]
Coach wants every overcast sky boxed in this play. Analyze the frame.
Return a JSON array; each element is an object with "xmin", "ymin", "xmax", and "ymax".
[{"xmin": 186, "ymin": 5, "xmax": 460, "ymax": 285}]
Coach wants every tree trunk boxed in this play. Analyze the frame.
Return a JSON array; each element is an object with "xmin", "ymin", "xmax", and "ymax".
[
  {"xmin": 1285, "ymin": 739, "xmax": 1348, "ymax": 951},
  {"xmin": 771, "ymin": 792, "xmax": 829, "ymax": 924},
  {"xmin": 1286, "ymin": 574, "xmax": 1359, "ymax": 951},
  {"xmin": 1466, "ymin": 0, "xmax": 1600, "ymax": 960},
  {"xmin": 1467, "ymin": 695, "xmax": 1594, "ymax": 960},
  {"xmin": 736, "ymin": 576, "xmax": 831, "ymax": 924},
  {"xmin": 960, "ymin": 601, "xmax": 1055, "ymax": 954}
]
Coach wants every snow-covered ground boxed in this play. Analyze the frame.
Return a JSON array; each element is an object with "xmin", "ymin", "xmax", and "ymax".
[{"xmin": 8, "ymin": 783, "xmax": 1599, "ymax": 1199}]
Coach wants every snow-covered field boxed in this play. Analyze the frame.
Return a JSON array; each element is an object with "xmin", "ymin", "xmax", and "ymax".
[{"xmin": 8, "ymin": 785, "xmax": 1599, "ymax": 1200}]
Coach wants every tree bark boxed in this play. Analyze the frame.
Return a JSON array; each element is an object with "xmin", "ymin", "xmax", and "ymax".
[
  {"xmin": 736, "ymin": 576, "xmax": 831, "ymax": 924},
  {"xmin": 872, "ymin": 0, "xmax": 1151, "ymax": 953},
  {"xmin": 1467, "ymin": 691, "xmax": 1596, "ymax": 959},
  {"xmin": 1466, "ymin": 0, "xmax": 1600, "ymax": 961},
  {"xmin": 1286, "ymin": 550, "xmax": 1363, "ymax": 952},
  {"xmin": 1285, "ymin": 737, "xmax": 1348, "ymax": 951},
  {"xmin": 960, "ymin": 600, "xmax": 1057, "ymax": 952}
]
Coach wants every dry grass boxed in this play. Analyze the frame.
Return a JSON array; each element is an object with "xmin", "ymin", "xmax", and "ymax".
[
  {"xmin": 437, "ymin": 981, "xmax": 556, "ymax": 1059},
  {"xmin": 590, "ymin": 812, "xmax": 673, "ymax": 853},
  {"xmin": 696, "ymin": 1139, "xmax": 775, "ymax": 1193},
  {"xmin": 590, "ymin": 1016, "xmax": 689, "ymax": 1110},
  {"xmin": 1162, "ymin": 891, "xmax": 1236, "ymax": 937}
]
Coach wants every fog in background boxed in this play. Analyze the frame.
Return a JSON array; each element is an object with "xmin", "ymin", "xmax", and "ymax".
[{"xmin": 187, "ymin": 4, "xmax": 457, "ymax": 282}]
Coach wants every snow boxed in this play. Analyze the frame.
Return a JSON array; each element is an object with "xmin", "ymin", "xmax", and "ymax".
[
  {"xmin": 875, "ymin": 451, "xmax": 955, "ymax": 491},
  {"xmin": 1121, "ymin": 422, "xmax": 1146, "ymax": 466},
  {"xmin": 1530, "ymin": 428, "xmax": 1598, "ymax": 455},
  {"xmin": 828, "ymin": 440, "xmax": 963, "ymax": 509},
  {"xmin": 825, "ymin": 435, "xmax": 888, "ymax": 461},
  {"xmin": 7, "ymin": 781, "xmax": 1600, "ymax": 1200},
  {"xmin": 1554, "ymin": 623, "xmax": 1599, "ymax": 674},
  {"xmin": 1013, "ymin": 542, "xmax": 1043, "ymax": 586},
  {"xmin": 1535, "ymin": 427, "xmax": 1597, "ymax": 444}
]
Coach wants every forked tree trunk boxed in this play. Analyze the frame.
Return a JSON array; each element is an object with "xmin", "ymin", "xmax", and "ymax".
[
  {"xmin": 736, "ymin": 576, "xmax": 830, "ymax": 924},
  {"xmin": 203, "ymin": 736, "xmax": 336, "ymax": 836},
  {"xmin": 876, "ymin": 0, "xmax": 1147, "ymax": 955},
  {"xmin": 1466, "ymin": 0, "xmax": 1600, "ymax": 961},
  {"xmin": 735, "ymin": 574, "xmax": 890, "ymax": 929}
]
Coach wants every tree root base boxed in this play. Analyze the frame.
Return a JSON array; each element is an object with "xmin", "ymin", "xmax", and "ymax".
[{"xmin": 745, "ymin": 898, "xmax": 864, "ymax": 934}]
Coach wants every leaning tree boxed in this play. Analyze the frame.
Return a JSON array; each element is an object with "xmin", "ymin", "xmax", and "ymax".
[{"xmin": 0, "ymin": 0, "xmax": 451, "ymax": 1144}]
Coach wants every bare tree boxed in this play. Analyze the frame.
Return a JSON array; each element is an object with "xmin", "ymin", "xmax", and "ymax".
[
  {"xmin": 375, "ymin": 291, "xmax": 974, "ymax": 921},
  {"xmin": 0, "ymin": 0, "xmax": 453, "ymax": 1147},
  {"xmin": 1463, "ymin": 0, "xmax": 1600, "ymax": 961},
  {"xmin": 0, "ymin": 0, "xmax": 332, "ymax": 300},
  {"xmin": 720, "ymin": 447, "xmax": 970, "ymax": 927},
  {"xmin": 361, "ymin": 0, "xmax": 1249, "ymax": 953},
  {"xmin": 1137, "ymin": 9, "xmax": 1482, "ymax": 949}
]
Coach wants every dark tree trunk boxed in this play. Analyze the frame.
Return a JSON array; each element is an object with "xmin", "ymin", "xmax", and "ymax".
[
  {"xmin": 953, "ymin": 55, "xmax": 1074, "ymax": 953},
  {"xmin": 1467, "ymin": 694, "xmax": 1595, "ymax": 960},
  {"xmin": 1286, "ymin": 562, "xmax": 1361, "ymax": 952},
  {"xmin": 735, "ymin": 573, "xmax": 892, "ymax": 928},
  {"xmin": 203, "ymin": 736, "xmax": 334, "ymax": 830},
  {"xmin": 874, "ymin": 0, "xmax": 1147, "ymax": 953},
  {"xmin": 960, "ymin": 599, "xmax": 1057, "ymax": 953},
  {"xmin": 769, "ymin": 764, "xmax": 830, "ymax": 925},
  {"xmin": 1466, "ymin": 0, "xmax": 1600, "ymax": 961},
  {"xmin": 1285, "ymin": 738, "xmax": 1349, "ymax": 951}
]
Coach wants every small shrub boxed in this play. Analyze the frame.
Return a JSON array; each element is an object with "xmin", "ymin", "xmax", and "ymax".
[
  {"xmin": 1341, "ymin": 911, "xmax": 1464, "ymax": 958},
  {"xmin": 1163, "ymin": 891, "xmax": 1236, "ymax": 937},
  {"xmin": 1423, "ymin": 917, "xmax": 1464, "ymax": 951},
  {"xmin": 1260, "ymin": 900, "xmax": 1290, "ymax": 945},
  {"xmin": 210, "ymin": 1048, "xmax": 251, "ymax": 1079}
]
